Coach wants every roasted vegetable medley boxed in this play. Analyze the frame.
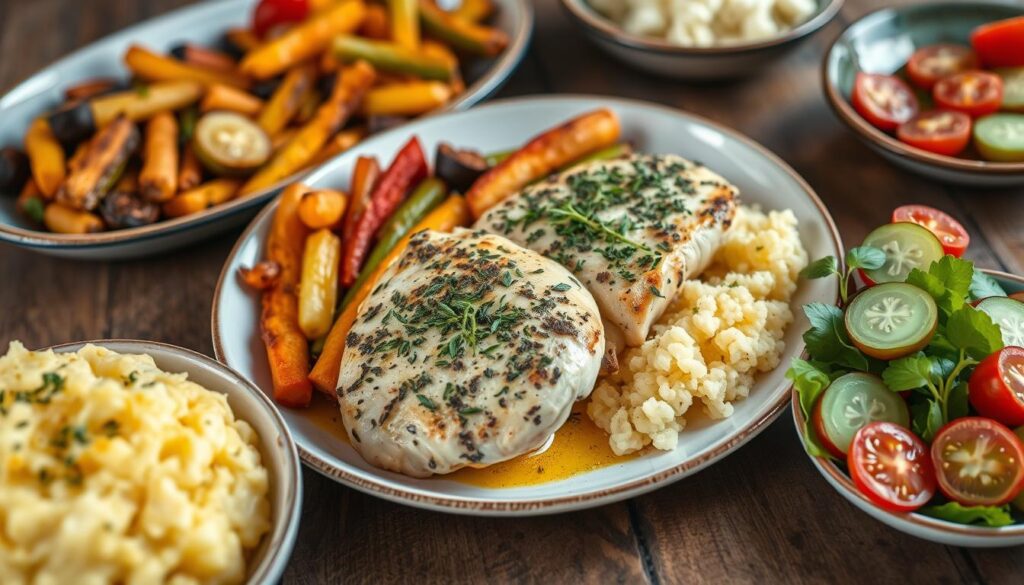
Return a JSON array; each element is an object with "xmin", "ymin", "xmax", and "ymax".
[{"xmin": 0, "ymin": 0, "xmax": 509, "ymax": 235}]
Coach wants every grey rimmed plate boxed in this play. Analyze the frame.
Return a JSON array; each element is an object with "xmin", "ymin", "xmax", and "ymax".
[
  {"xmin": 211, "ymin": 95, "xmax": 843, "ymax": 516},
  {"xmin": 0, "ymin": 0, "xmax": 532, "ymax": 260}
]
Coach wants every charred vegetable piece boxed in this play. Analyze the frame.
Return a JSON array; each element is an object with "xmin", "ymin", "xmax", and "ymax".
[
  {"xmin": 389, "ymin": 0, "xmax": 420, "ymax": 50},
  {"xmin": 65, "ymin": 77, "xmax": 123, "ymax": 101},
  {"xmin": 332, "ymin": 35, "xmax": 451, "ymax": 81},
  {"xmin": 845, "ymin": 282, "xmax": 938, "ymax": 360},
  {"xmin": 367, "ymin": 115, "xmax": 408, "ymax": 135},
  {"xmin": 139, "ymin": 112, "xmax": 179, "ymax": 202},
  {"xmin": 251, "ymin": 78, "xmax": 284, "ymax": 101},
  {"xmin": 161, "ymin": 178, "xmax": 241, "ymax": 217},
  {"xmin": 193, "ymin": 111, "xmax": 272, "ymax": 176},
  {"xmin": 100, "ymin": 190, "xmax": 160, "ymax": 229},
  {"xmin": 298, "ymin": 189, "xmax": 347, "ymax": 229},
  {"xmin": 258, "ymin": 65, "xmax": 316, "ymax": 136},
  {"xmin": 435, "ymin": 142, "xmax": 487, "ymax": 193},
  {"xmin": 125, "ymin": 45, "xmax": 249, "ymax": 89},
  {"xmin": 43, "ymin": 203, "xmax": 104, "ymax": 234},
  {"xmin": 298, "ymin": 228, "xmax": 342, "ymax": 340},
  {"xmin": 361, "ymin": 81, "xmax": 452, "ymax": 116},
  {"xmin": 239, "ymin": 260, "xmax": 281, "ymax": 290},
  {"xmin": 418, "ymin": 0, "xmax": 508, "ymax": 56},
  {"xmin": 200, "ymin": 84, "xmax": 264, "ymax": 116},
  {"xmin": 0, "ymin": 147, "xmax": 30, "ymax": 194},
  {"xmin": 169, "ymin": 43, "xmax": 238, "ymax": 72},
  {"xmin": 57, "ymin": 117, "xmax": 139, "ymax": 211},
  {"xmin": 24, "ymin": 118, "xmax": 66, "ymax": 197}
]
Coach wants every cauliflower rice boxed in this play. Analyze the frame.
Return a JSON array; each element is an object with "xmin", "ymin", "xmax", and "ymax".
[{"xmin": 588, "ymin": 207, "xmax": 808, "ymax": 455}]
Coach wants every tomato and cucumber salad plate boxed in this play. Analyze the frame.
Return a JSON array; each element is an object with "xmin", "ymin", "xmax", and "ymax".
[
  {"xmin": 848, "ymin": 15, "xmax": 1024, "ymax": 163},
  {"xmin": 789, "ymin": 203, "xmax": 1024, "ymax": 541}
]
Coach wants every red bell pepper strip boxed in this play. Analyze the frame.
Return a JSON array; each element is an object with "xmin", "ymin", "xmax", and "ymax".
[{"xmin": 341, "ymin": 136, "xmax": 427, "ymax": 285}]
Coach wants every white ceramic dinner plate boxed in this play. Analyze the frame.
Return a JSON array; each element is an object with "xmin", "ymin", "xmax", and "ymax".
[
  {"xmin": 212, "ymin": 95, "xmax": 843, "ymax": 516},
  {"xmin": 0, "ymin": 0, "xmax": 532, "ymax": 260}
]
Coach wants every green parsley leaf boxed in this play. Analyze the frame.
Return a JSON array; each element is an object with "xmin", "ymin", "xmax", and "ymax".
[
  {"xmin": 946, "ymin": 304, "xmax": 1004, "ymax": 360},
  {"xmin": 802, "ymin": 303, "xmax": 869, "ymax": 371},
  {"xmin": 930, "ymin": 256, "xmax": 973, "ymax": 301},
  {"xmin": 882, "ymin": 355, "xmax": 934, "ymax": 392},
  {"xmin": 23, "ymin": 196, "xmax": 45, "ymax": 223},
  {"xmin": 649, "ymin": 285, "xmax": 665, "ymax": 298},
  {"xmin": 846, "ymin": 246, "xmax": 886, "ymax": 271},
  {"xmin": 911, "ymin": 399, "xmax": 944, "ymax": 442},
  {"xmin": 800, "ymin": 256, "xmax": 838, "ymax": 279},
  {"xmin": 416, "ymin": 394, "xmax": 437, "ymax": 411},
  {"xmin": 920, "ymin": 502, "xmax": 1014, "ymax": 527},
  {"xmin": 969, "ymin": 270, "xmax": 1007, "ymax": 301},
  {"xmin": 551, "ymin": 283, "xmax": 572, "ymax": 292}
]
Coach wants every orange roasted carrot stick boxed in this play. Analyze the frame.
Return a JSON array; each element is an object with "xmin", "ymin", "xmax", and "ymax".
[
  {"xmin": 309, "ymin": 194, "xmax": 470, "ymax": 395},
  {"xmin": 262, "ymin": 183, "xmax": 314, "ymax": 407}
]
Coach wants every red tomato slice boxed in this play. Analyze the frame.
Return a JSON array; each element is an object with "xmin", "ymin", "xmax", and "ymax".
[
  {"xmin": 971, "ymin": 16, "xmax": 1024, "ymax": 68},
  {"xmin": 852, "ymin": 73, "xmax": 920, "ymax": 131},
  {"xmin": 934, "ymin": 71, "xmax": 1004, "ymax": 117},
  {"xmin": 848, "ymin": 422, "xmax": 936, "ymax": 512},
  {"xmin": 253, "ymin": 0, "xmax": 310, "ymax": 38},
  {"xmin": 891, "ymin": 204, "xmax": 970, "ymax": 257},
  {"xmin": 969, "ymin": 347, "xmax": 1024, "ymax": 427},
  {"xmin": 906, "ymin": 44, "xmax": 978, "ymax": 89},
  {"xmin": 931, "ymin": 417, "xmax": 1024, "ymax": 506},
  {"xmin": 896, "ymin": 110, "xmax": 972, "ymax": 158},
  {"xmin": 813, "ymin": 397, "xmax": 846, "ymax": 459}
]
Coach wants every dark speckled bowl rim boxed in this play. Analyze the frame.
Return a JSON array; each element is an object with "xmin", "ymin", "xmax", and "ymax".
[
  {"xmin": 560, "ymin": 0, "xmax": 844, "ymax": 56},
  {"xmin": 822, "ymin": 1, "xmax": 1024, "ymax": 176},
  {"xmin": 0, "ymin": 0, "xmax": 533, "ymax": 252},
  {"xmin": 211, "ymin": 94, "xmax": 845, "ymax": 516},
  {"xmin": 792, "ymin": 269, "xmax": 1024, "ymax": 540}
]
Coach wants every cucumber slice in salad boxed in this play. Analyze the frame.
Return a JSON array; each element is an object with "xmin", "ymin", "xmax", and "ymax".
[
  {"xmin": 813, "ymin": 372, "xmax": 910, "ymax": 457},
  {"xmin": 846, "ymin": 282, "xmax": 938, "ymax": 359},
  {"xmin": 977, "ymin": 296, "xmax": 1024, "ymax": 347},
  {"xmin": 861, "ymin": 222, "xmax": 945, "ymax": 284}
]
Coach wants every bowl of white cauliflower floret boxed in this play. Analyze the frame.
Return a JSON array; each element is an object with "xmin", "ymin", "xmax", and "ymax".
[{"xmin": 561, "ymin": 0, "xmax": 843, "ymax": 79}]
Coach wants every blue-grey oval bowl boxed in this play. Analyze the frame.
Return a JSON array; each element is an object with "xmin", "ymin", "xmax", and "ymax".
[
  {"xmin": 561, "ymin": 0, "xmax": 843, "ymax": 80},
  {"xmin": 823, "ymin": 1, "xmax": 1024, "ymax": 187},
  {"xmin": 0, "ymin": 0, "xmax": 532, "ymax": 260}
]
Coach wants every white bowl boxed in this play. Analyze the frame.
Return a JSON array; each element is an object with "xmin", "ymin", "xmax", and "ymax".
[
  {"xmin": 0, "ymin": 0, "xmax": 532, "ymax": 260},
  {"xmin": 212, "ymin": 95, "xmax": 843, "ymax": 516},
  {"xmin": 792, "ymin": 270, "xmax": 1024, "ymax": 547},
  {"xmin": 560, "ymin": 0, "xmax": 844, "ymax": 79},
  {"xmin": 48, "ymin": 339, "xmax": 303, "ymax": 581}
]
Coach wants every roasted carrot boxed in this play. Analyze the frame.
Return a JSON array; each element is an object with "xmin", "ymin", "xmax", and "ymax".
[
  {"xmin": 257, "ymin": 64, "xmax": 317, "ymax": 136},
  {"xmin": 298, "ymin": 189, "xmax": 347, "ymax": 229},
  {"xmin": 466, "ymin": 108, "xmax": 620, "ymax": 218},
  {"xmin": 225, "ymin": 27, "xmax": 262, "ymax": 53},
  {"xmin": 271, "ymin": 128, "xmax": 299, "ymax": 154},
  {"xmin": 298, "ymin": 228, "xmax": 342, "ymax": 340},
  {"xmin": 162, "ymin": 178, "xmax": 240, "ymax": 217},
  {"xmin": 241, "ymin": 61, "xmax": 376, "ymax": 196},
  {"xmin": 58, "ymin": 117, "xmax": 139, "ymax": 211},
  {"xmin": 307, "ymin": 127, "xmax": 366, "ymax": 167},
  {"xmin": 295, "ymin": 88, "xmax": 323, "ymax": 125},
  {"xmin": 453, "ymin": 0, "xmax": 494, "ymax": 22},
  {"xmin": 389, "ymin": 0, "xmax": 420, "ymax": 50},
  {"xmin": 240, "ymin": 0, "xmax": 367, "ymax": 80},
  {"xmin": 361, "ymin": 81, "xmax": 452, "ymax": 116},
  {"xmin": 177, "ymin": 145, "xmax": 203, "ymax": 191},
  {"xmin": 341, "ymin": 155, "xmax": 379, "ymax": 250},
  {"xmin": 201, "ymin": 84, "xmax": 264, "ymax": 115},
  {"xmin": 262, "ymin": 183, "xmax": 314, "ymax": 407},
  {"xmin": 360, "ymin": 3, "xmax": 390, "ymax": 39},
  {"xmin": 24, "ymin": 118, "xmax": 65, "ymax": 198},
  {"xmin": 65, "ymin": 78, "xmax": 120, "ymax": 102},
  {"xmin": 171, "ymin": 43, "xmax": 238, "ymax": 73},
  {"xmin": 309, "ymin": 194, "xmax": 470, "ymax": 394},
  {"xmin": 43, "ymin": 203, "xmax": 104, "ymax": 234},
  {"xmin": 138, "ymin": 112, "xmax": 179, "ymax": 202},
  {"xmin": 125, "ymin": 45, "xmax": 250, "ymax": 89}
]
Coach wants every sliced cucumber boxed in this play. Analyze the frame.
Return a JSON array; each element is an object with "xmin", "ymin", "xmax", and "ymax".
[
  {"xmin": 192, "ymin": 111, "xmax": 271, "ymax": 176},
  {"xmin": 846, "ymin": 282, "xmax": 938, "ymax": 359},
  {"xmin": 996, "ymin": 68, "xmax": 1024, "ymax": 112},
  {"xmin": 817, "ymin": 373, "xmax": 909, "ymax": 455},
  {"xmin": 977, "ymin": 296, "xmax": 1024, "ymax": 347},
  {"xmin": 861, "ymin": 222, "xmax": 945, "ymax": 284},
  {"xmin": 974, "ymin": 113, "xmax": 1024, "ymax": 163}
]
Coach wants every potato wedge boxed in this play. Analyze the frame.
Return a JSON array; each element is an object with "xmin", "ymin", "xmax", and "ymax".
[{"xmin": 24, "ymin": 118, "xmax": 66, "ymax": 198}]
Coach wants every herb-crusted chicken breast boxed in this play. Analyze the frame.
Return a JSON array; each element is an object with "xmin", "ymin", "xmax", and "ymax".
[
  {"xmin": 475, "ymin": 154, "xmax": 737, "ymax": 348},
  {"xmin": 336, "ymin": 228, "xmax": 605, "ymax": 477}
]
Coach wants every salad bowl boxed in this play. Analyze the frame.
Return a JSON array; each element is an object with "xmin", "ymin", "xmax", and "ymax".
[
  {"xmin": 0, "ymin": 0, "xmax": 532, "ymax": 260},
  {"xmin": 212, "ymin": 94, "xmax": 844, "ymax": 516}
]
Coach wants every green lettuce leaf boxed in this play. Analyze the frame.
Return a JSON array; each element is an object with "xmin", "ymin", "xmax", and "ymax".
[{"xmin": 920, "ymin": 502, "xmax": 1015, "ymax": 527}]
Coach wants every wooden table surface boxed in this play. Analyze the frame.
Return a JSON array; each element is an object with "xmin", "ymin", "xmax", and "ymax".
[{"xmin": 2, "ymin": 0, "xmax": 1023, "ymax": 583}]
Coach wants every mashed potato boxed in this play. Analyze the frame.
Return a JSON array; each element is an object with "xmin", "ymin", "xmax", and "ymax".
[
  {"xmin": 0, "ymin": 343, "xmax": 271, "ymax": 585},
  {"xmin": 589, "ymin": 0, "xmax": 817, "ymax": 47},
  {"xmin": 588, "ymin": 207, "xmax": 808, "ymax": 455}
]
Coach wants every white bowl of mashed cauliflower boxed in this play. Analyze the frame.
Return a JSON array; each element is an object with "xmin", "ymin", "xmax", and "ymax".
[
  {"xmin": 0, "ymin": 340, "xmax": 301, "ymax": 585},
  {"xmin": 561, "ymin": 0, "xmax": 844, "ymax": 79}
]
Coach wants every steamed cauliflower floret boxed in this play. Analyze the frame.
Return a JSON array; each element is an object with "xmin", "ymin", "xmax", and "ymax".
[
  {"xmin": 588, "ymin": 0, "xmax": 816, "ymax": 47},
  {"xmin": 588, "ymin": 207, "xmax": 807, "ymax": 455}
]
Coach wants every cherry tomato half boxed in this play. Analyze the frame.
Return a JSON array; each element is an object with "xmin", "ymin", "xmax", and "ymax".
[
  {"xmin": 897, "ymin": 110, "xmax": 972, "ymax": 158},
  {"xmin": 934, "ymin": 71, "xmax": 1004, "ymax": 118},
  {"xmin": 906, "ymin": 44, "xmax": 978, "ymax": 89},
  {"xmin": 852, "ymin": 73, "xmax": 920, "ymax": 131},
  {"xmin": 849, "ymin": 422, "xmax": 936, "ymax": 513},
  {"xmin": 969, "ymin": 347, "xmax": 1024, "ymax": 427},
  {"xmin": 253, "ymin": 0, "xmax": 310, "ymax": 38},
  {"xmin": 971, "ymin": 16, "xmax": 1024, "ymax": 69},
  {"xmin": 931, "ymin": 417, "xmax": 1024, "ymax": 506},
  {"xmin": 891, "ymin": 204, "xmax": 970, "ymax": 257}
]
